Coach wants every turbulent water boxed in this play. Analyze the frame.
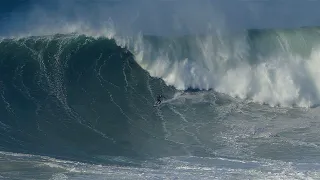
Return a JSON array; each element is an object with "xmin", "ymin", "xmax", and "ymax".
[{"xmin": 1, "ymin": 1, "xmax": 320, "ymax": 179}]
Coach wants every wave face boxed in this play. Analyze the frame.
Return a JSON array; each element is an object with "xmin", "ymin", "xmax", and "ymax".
[{"xmin": 0, "ymin": 35, "xmax": 184, "ymax": 161}]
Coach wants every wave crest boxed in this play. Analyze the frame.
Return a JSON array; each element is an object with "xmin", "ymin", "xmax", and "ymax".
[{"xmin": 114, "ymin": 27, "xmax": 320, "ymax": 107}]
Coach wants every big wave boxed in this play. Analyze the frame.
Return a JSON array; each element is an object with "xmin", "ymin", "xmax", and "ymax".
[
  {"xmin": 4, "ymin": 1, "xmax": 320, "ymax": 108},
  {"xmin": 4, "ymin": 25, "xmax": 320, "ymax": 108}
]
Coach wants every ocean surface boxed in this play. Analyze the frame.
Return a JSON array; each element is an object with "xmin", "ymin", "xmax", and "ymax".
[{"xmin": 1, "ymin": 1, "xmax": 320, "ymax": 179}]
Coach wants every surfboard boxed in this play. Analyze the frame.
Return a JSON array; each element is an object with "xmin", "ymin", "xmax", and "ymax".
[
  {"xmin": 153, "ymin": 94, "xmax": 181, "ymax": 107},
  {"xmin": 153, "ymin": 102, "xmax": 162, "ymax": 107},
  {"xmin": 153, "ymin": 98, "xmax": 173, "ymax": 107}
]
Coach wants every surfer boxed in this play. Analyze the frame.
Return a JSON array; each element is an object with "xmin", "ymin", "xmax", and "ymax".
[{"xmin": 156, "ymin": 95, "xmax": 164, "ymax": 105}]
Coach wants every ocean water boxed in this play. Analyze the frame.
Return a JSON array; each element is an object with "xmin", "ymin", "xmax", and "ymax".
[{"xmin": 1, "ymin": 1, "xmax": 320, "ymax": 180}]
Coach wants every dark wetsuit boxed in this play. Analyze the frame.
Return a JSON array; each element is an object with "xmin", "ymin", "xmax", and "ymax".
[{"xmin": 156, "ymin": 95, "xmax": 163, "ymax": 105}]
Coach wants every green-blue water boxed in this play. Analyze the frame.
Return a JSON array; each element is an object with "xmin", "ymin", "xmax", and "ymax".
[{"xmin": 1, "ymin": 1, "xmax": 320, "ymax": 179}]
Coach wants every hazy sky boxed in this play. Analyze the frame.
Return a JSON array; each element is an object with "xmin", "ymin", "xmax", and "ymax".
[{"xmin": 2, "ymin": 0, "xmax": 320, "ymax": 36}]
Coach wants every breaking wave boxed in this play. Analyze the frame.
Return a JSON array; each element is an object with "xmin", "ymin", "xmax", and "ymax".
[{"xmin": 115, "ymin": 27, "xmax": 320, "ymax": 108}]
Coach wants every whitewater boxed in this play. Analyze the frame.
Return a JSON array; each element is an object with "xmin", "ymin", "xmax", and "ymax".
[{"xmin": 1, "ymin": 1, "xmax": 320, "ymax": 179}]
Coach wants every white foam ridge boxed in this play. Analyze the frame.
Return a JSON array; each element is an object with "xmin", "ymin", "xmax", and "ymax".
[{"xmin": 113, "ymin": 26, "xmax": 320, "ymax": 108}]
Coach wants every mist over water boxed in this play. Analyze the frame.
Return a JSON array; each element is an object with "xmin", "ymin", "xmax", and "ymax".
[{"xmin": 3, "ymin": 0, "xmax": 320, "ymax": 36}]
